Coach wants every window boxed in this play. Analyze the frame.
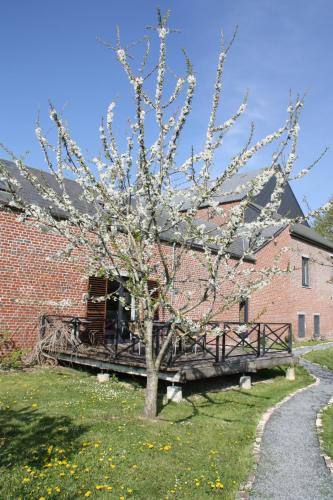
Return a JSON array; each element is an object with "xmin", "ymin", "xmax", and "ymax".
[
  {"xmin": 302, "ymin": 257, "xmax": 310, "ymax": 287},
  {"xmin": 314, "ymin": 315, "xmax": 320, "ymax": 338},
  {"xmin": 239, "ymin": 299, "xmax": 249, "ymax": 323},
  {"xmin": 298, "ymin": 314, "xmax": 305, "ymax": 338}
]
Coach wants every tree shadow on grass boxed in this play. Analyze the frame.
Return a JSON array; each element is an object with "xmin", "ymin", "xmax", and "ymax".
[
  {"xmin": 0, "ymin": 406, "xmax": 88, "ymax": 469},
  {"xmin": 160, "ymin": 367, "xmax": 288, "ymax": 422}
]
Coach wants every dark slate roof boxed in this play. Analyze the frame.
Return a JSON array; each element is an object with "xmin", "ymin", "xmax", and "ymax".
[
  {"xmin": 0, "ymin": 159, "xmax": 93, "ymax": 217},
  {"xmin": 2, "ymin": 159, "xmax": 329, "ymax": 257},
  {"xmin": 252, "ymin": 173, "xmax": 307, "ymax": 222},
  {"xmin": 0, "ymin": 159, "xmax": 253, "ymax": 261},
  {"xmin": 177, "ymin": 166, "xmax": 307, "ymax": 225},
  {"xmin": 244, "ymin": 201, "xmax": 333, "ymax": 254},
  {"xmin": 176, "ymin": 167, "xmax": 267, "ymax": 210},
  {"xmin": 290, "ymin": 223, "xmax": 333, "ymax": 252},
  {"xmin": 159, "ymin": 214, "xmax": 254, "ymax": 261}
]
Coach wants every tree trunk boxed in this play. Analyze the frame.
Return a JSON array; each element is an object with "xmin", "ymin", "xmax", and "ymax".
[
  {"xmin": 143, "ymin": 368, "xmax": 159, "ymax": 418},
  {"xmin": 143, "ymin": 318, "xmax": 159, "ymax": 418}
]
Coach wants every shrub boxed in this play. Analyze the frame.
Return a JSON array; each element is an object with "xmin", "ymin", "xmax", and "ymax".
[{"xmin": 0, "ymin": 330, "xmax": 28, "ymax": 370}]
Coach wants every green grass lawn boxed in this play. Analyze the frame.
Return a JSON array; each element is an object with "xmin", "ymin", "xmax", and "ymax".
[
  {"xmin": 302, "ymin": 346, "xmax": 333, "ymax": 370},
  {"xmin": 292, "ymin": 338, "xmax": 331, "ymax": 349},
  {"xmin": 0, "ymin": 366, "xmax": 312, "ymax": 500},
  {"xmin": 302, "ymin": 347, "xmax": 333, "ymax": 463},
  {"xmin": 322, "ymin": 404, "xmax": 333, "ymax": 464}
]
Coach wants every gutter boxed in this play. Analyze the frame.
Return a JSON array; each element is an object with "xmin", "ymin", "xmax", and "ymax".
[{"xmin": 290, "ymin": 226, "xmax": 333, "ymax": 253}]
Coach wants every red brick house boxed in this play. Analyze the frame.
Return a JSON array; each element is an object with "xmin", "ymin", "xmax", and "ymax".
[
  {"xmin": 194, "ymin": 168, "xmax": 333, "ymax": 340},
  {"xmin": 0, "ymin": 159, "xmax": 332, "ymax": 353}
]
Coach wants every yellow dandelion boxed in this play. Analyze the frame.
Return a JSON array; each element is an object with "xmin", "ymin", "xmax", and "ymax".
[
  {"xmin": 55, "ymin": 487, "xmax": 61, "ymax": 493},
  {"xmin": 84, "ymin": 492, "xmax": 92, "ymax": 497},
  {"xmin": 127, "ymin": 488, "xmax": 133, "ymax": 494}
]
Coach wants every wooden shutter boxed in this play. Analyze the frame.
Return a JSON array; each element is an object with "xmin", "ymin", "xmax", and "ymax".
[{"xmin": 86, "ymin": 276, "xmax": 107, "ymax": 344}]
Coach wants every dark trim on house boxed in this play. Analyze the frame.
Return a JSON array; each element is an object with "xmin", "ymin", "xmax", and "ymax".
[
  {"xmin": 253, "ymin": 224, "xmax": 288, "ymax": 254},
  {"xmin": 290, "ymin": 224, "xmax": 333, "ymax": 253}
]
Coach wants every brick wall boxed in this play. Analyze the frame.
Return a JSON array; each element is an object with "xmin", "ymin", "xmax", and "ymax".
[
  {"xmin": 250, "ymin": 227, "xmax": 333, "ymax": 339},
  {"xmin": 0, "ymin": 210, "xmax": 88, "ymax": 348},
  {"xmin": 0, "ymin": 209, "xmax": 250, "ymax": 348},
  {"xmin": 1, "ymin": 206, "xmax": 331, "ymax": 350}
]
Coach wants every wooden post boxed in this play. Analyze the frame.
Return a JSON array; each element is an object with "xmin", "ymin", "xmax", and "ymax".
[
  {"xmin": 215, "ymin": 334, "xmax": 220, "ymax": 363},
  {"xmin": 222, "ymin": 332, "xmax": 226, "ymax": 362},
  {"xmin": 288, "ymin": 324, "xmax": 292, "ymax": 353}
]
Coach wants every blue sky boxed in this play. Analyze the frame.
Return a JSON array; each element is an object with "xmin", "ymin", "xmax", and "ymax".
[{"xmin": 0, "ymin": 0, "xmax": 332, "ymax": 210}]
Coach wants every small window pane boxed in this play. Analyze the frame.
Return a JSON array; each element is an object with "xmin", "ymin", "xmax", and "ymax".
[
  {"xmin": 239, "ymin": 299, "xmax": 249, "ymax": 323},
  {"xmin": 302, "ymin": 257, "xmax": 309, "ymax": 287},
  {"xmin": 298, "ymin": 314, "xmax": 305, "ymax": 338},
  {"xmin": 314, "ymin": 315, "xmax": 320, "ymax": 338}
]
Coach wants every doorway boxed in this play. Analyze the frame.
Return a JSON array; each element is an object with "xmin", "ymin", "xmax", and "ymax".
[{"xmin": 105, "ymin": 280, "xmax": 133, "ymax": 344}]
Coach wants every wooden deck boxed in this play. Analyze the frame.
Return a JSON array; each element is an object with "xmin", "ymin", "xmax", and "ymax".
[{"xmin": 41, "ymin": 316, "xmax": 296, "ymax": 382}]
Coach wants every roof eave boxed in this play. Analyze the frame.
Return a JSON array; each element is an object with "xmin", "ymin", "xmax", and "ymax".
[{"xmin": 290, "ymin": 226, "xmax": 333, "ymax": 253}]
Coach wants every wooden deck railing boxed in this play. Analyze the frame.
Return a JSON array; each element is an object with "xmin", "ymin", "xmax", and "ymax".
[{"xmin": 40, "ymin": 315, "xmax": 292, "ymax": 367}]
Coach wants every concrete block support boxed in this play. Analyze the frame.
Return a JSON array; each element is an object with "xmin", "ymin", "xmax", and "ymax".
[
  {"xmin": 97, "ymin": 373, "xmax": 110, "ymax": 383},
  {"xmin": 167, "ymin": 385, "xmax": 183, "ymax": 403},
  {"xmin": 240, "ymin": 375, "xmax": 252, "ymax": 390},
  {"xmin": 286, "ymin": 366, "xmax": 296, "ymax": 381}
]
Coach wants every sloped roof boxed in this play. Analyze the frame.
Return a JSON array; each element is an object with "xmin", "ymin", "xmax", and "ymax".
[
  {"xmin": 290, "ymin": 223, "xmax": 333, "ymax": 252},
  {"xmin": 0, "ymin": 159, "xmax": 254, "ymax": 261},
  {"xmin": 176, "ymin": 167, "xmax": 268, "ymax": 210},
  {"xmin": 244, "ymin": 201, "xmax": 333, "ymax": 254},
  {"xmin": 0, "ymin": 159, "xmax": 93, "ymax": 217},
  {"xmin": 159, "ymin": 213, "xmax": 254, "ymax": 261}
]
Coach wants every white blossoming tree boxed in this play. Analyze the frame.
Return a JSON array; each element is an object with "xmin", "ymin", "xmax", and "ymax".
[{"xmin": 0, "ymin": 11, "xmax": 328, "ymax": 417}]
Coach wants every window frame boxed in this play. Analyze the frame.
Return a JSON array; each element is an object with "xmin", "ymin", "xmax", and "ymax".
[
  {"xmin": 239, "ymin": 298, "xmax": 249, "ymax": 323},
  {"xmin": 298, "ymin": 313, "xmax": 306, "ymax": 338},
  {"xmin": 301, "ymin": 256, "xmax": 310, "ymax": 287}
]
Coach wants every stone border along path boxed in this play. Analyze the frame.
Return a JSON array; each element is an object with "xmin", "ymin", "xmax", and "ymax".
[
  {"xmin": 238, "ymin": 342, "xmax": 333, "ymax": 500},
  {"xmin": 317, "ymin": 395, "xmax": 333, "ymax": 476}
]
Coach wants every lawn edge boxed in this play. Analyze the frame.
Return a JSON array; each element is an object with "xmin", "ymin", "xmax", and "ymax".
[
  {"xmin": 235, "ymin": 372, "xmax": 319, "ymax": 500},
  {"xmin": 301, "ymin": 351, "xmax": 333, "ymax": 476},
  {"xmin": 316, "ymin": 395, "xmax": 333, "ymax": 476}
]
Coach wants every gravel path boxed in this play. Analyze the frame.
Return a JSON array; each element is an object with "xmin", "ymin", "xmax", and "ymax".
[{"xmin": 250, "ymin": 348, "xmax": 333, "ymax": 500}]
